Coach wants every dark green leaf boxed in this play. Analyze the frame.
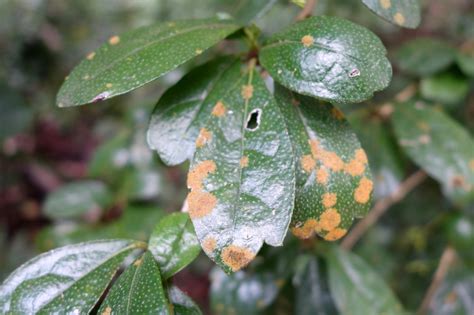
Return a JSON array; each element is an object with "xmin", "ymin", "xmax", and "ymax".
[
  {"xmin": 445, "ymin": 215, "xmax": 474, "ymax": 267},
  {"xmin": 98, "ymin": 251, "xmax": 171, "ymax": 315},
  {"xmin": 0, "ymin": 84, "xmax": 33, "ymax": 141},
  {"xmin": 456, "ymin": 51, "xmax": 474, "ymax": 77},
  {"xmin": 0, "ymin": 239, "xmax": 144, "ymax": 314},
  {"xmin": 420, "ymin": 72, "xmax": 469, "ymax": 106},
  {"xmin": 395, "ymin": 38, "xmax": 456, "ymax": 76},
  {"xmin": 260, "ymin": 16, "xmax": 392, "ymax": 103},
  {"xmin": 392, "ymin": 101, "xmax": 474, "ymax": 207},
  {"xmin": 168, "ymin": 286, "xmax": 203, "ymax": 315},
  {"xmin": 326, "ymin": 246, "xmax": 404, "ymax": 315},
  {"xmin": 148, "ymin": 213, "xmax": 200, "ymax": 279},
  {"xmin": 88, "ymin": 132, "xmax": 130, "ymax": 179},
  {"xmin": 56, "ymin": 18, "xmax": 240, "ymax": 107},
  {"xmin": 44, "ymin": 180, "xmax": 113, "ymax": 220},
  {"xmin": 361, "ymin": 0, "xmax": 421, "ymax": 28},
  {"xmin": 275, "ymin": 86, "xmax": 372, "ymax": 241},
  {"xmin": 147, "ymin": 57, "xmax": 237, "ymax": 166},
  {"xmin": 187, "ymin": 61, "xmax": 295, "ymax": 272},
  {"xmin": 210, "ymin": 267, "xmax": 279, "ymax": 314},
  {"xmin": 232, "ymin": 0, "xmax": 278, "ymax": 24}
]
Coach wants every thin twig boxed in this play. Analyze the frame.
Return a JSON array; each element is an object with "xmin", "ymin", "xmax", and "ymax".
[
  {"xmin": 341, "ymin": 170, "xmax": 427, "ymax": 250},
  {"xmin": 418, "ymin": 247, "xmax": 457, "ymax": 314},
  {"xmin": 296, "ymin": 0, "xmax": 317, "ymax": 21}
]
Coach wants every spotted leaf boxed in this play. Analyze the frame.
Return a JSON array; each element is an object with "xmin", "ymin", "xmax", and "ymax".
[
  {"xmin": 275, "ymin": 86, "xmax": 373, "ymax": 241},
  {"xmin": 361, "ymin": 0, "xmax": 421, "ymax": 29},
  {"xmin": 56, "ymin": 18, "xmax": 240, "ymax": 107},
  {"xmin": 392, "ymin": 100, "xmax": 474, "ymax": 208},
  {"xmin": 0, "ymin": 240, "xmax": 144, "ymax": 314},
  {"xmin": 260, "ymin": 16, "xmax": 392, "ymax": 103},
  {"xmin": 147, "ymin": 57, "xmax": 238, "ymax": 166},
  {"xmin": 187, "ymin": 61, "xmax": 295, "ymax": 273},
  {"xmin": 169, "ymin": 286, "xmax": 203, "ymax": 315},
  {"xmin": 97, "ymin": 251, "xmax": 171, "ymax": 315}
]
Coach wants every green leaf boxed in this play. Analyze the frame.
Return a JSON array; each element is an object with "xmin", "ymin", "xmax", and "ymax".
[
  {"xmin": 395, "ymin": 38, "xmax": 456, "ymax": 76},
  {"xmin": 275, "ymin": 86, "xmax": 372, "ymax": 241},
  {"xmin": 148, "ymin": 213, "xmax": 200, "ymax": 279},
  {"xmin": 168, "ymin": 286, "xmax": 203, "ymax": 315},
  {"xmin": 44, "ymin": 180, "xmax": 113, "ymax": 220},
  {"xmin": 210, "ymin": 267, "xmax": 279, "ymax": 314},
  {"xmin": 260, "ymin": 16, "xmax": 392, "ymax": 103},
  {"xmin": 445, "ymin": 215, "xmax": 474, "ymax": 267},
  {"xmin": 56, "ymin": 18, "xmax": 240, "ymax": 107},
  {"xmin": 147, "ymin": 57, "xmax": 237, "ymax": 166},
  {"xmin": 361, "ymin": 0, "xmax": 421, "ymax": 28},
  {"xmin": 98, "ymin": 251, "xmax": 171, "ymax": 315},
  {"xmin": 392, "ymin": 101, "xmax": 474, "ymax": 207},
  {"xmin": 456, "ymin": 52, "xmax": 474, "ymax": 77},
  {"xmin": 0, "ymin": 239, "xmax": 144, "ymax": 314},
  {"xmin": 420, "ymin": 72, "xmax": 469, "ymax": 106},
  {"xmin": 187, "ymin": 61, "xmax": 295, "ymax": 272},
  {"xmin": 0, "ymin": 84, "xmax": 33, "ymax": 142},
  {"xmin": 326, "ymin": 246, "xmax": 404, "ymax": 315},
  {"xmin": 88, "ymin": 132, "xmax": 130, "ymax": 179},
  {"xmin": 232, "ymin": 0, "xmax": 278, "ymax": 24}
]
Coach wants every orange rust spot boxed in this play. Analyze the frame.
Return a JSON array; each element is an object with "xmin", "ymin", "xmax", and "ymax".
[
  {"xmin": 108, "ymin": 35, "xmax": 120, "ymax": 45},
  {"xmin": 354, "ymin": 177, "xmax": 373, "ymax": 204},
  {"xmin": 418, "ymin": 134, "xmax": 431, "ymax": 144},
  {"xmin": 300, "ymin": 155, "xmax": 316, "ymax": 173},
  {"xmin": 345, "ymin": 159, "xmax": 365, "ymax": 176},
  {"xmin": 322, "ymin": 193, "xmax": 337, "ymax": 208},
  {"xmin": 196, "ymin": 128, "xmax": 212, "ymax": 148},
  {"xmin": 291, "ymin": 219, "xmax": 319, "ymax": 239},
  {"xmin": 133, "ymin": 257, "xmax": 143, "ymax": 267},
  {"xmin": 187, "ymin": 160, "xmax": 216, "ymax": 190},
  {"xmin": 106, "ymin": 83, "xmax": 113, "ymax": 88},
  {"xmin": 240, "ymin": 156, "xmax": 249, "ymax": 168},
  {"xmin": 316, "ymin": 168, "xmax": 329, "ymax": 185},
  {"xmin": 319, "ymin": 208, "xmax": 341, "ymax": 231},
  {"xmin": 394, "ymin": 13, "xmax": 405, "ymax": 25},
  {"xmin": 202, "ymin": 237, "xmax": 217, "ymax": 254},
  {"xmin": 380, "ymin": 0, "xmax": 391, "ymax": 9},
  {"xmin": 86, "ymin": 52, "xmax": 96, "ymax": 60},
  {"xmin": 212, "ymin": 101, "xmax": 226, "ymax": 117},
  {"xmin": 308, "ymin": 139, "xmax": 319, "ymax": 157},
  {"xmin": 241, "ymin": 85, "xmax": 254, "ymax": 100},
  {"xmin": 318, "ymin": 150, "xmax": 344, "ymax": 172},
  {"xmin": 221, "ymin": 245, "xmax": 256, "ymax": 271},
  {"xmin": 331, "ymin": 107, "xmax": 345, "ymax": 120},
  {"xmin": 301, "ymin": 35, "xmax": 314, "ymax": 47},
  {"xmin": 102, "ymin": 306, "xmax": 112, "ymax": 315},
  {"xmin": 187, "ymin": 190, "xmax": 217, "ymax": 219},
  {"xmin": 355, "ymin": 149, "xmax": 368, "ymax": 164},
  {"xmin": 324, "ymin": 228, "xmax": 347, "ymax": 241}
]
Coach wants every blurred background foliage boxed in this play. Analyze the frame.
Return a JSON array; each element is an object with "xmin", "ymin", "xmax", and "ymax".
[{"xmin": 0, "ymin": 0, "xmax": 473, "ymax": 313}]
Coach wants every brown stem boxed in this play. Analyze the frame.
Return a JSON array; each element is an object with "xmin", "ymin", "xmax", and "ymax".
[
  {"xmin": 296, "ymin": 0, "xmax": 317, "ymax": 21},
  {"xmin": 341, "ymin": 170, "xmax": 427, "ymax": 250},
  {"xmin": 418, "ymin": 247, "xmax": 457, "ymax": 314}
]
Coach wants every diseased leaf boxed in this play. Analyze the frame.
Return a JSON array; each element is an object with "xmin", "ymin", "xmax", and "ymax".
[
  {"xmin": 148, "ymin": 213, "xmax": 200, "ymax": 279},
  {"xmin": 420, "ymin": 72, "xmax": 469, "ymax": 106},
  {"xmin": 392, "ymin": 101, "xmax": 474, "ymax": 207},
  {"xmin": 44, "ymin": 180, "xmax": 113, "ymax": 220},
  {"xmin": 98, "ymin": 251, "xmax": 171, "ymax": 315},
  {"xmin": 0, "ymin": 240, "xmax": 144, "ymax": 314},
  {"xmin": 395, "ymin": 38, "xmax": 456, "ymax": 76},
  {"xmin": 169, "ymin": 286, "xmax": 203, "ymax": 315},
  {"xmin": 56, "ymin": 18, "xmax": 240, "ymax": 107},
  {"xmin": 275, "ymin": 86, "xmax": 373, "ymax": 241},
  {"xmin": 187, "ymin": 61, "xmax": 295, "ymax": 273},
  {"xmin": 326, "ymin": 246, "xmax": 404, "ymax": 315},
  {"xmin": 232, "ymin": 0, "xmax": 278, "ymax": 24},
  {"xmin": 147, "ymin": 57, "xmax": 237, "ymax": 166},
  {"xmin": 260, "ymin": 16, "xmax": 392, "ymax": 103},
  {"xmin": 361, "ymin": 0, "xmax": 421, "ymax": 28},
  {"xmin": 210, "ymin": 267, "xmax": 279, "ymax": 315}
]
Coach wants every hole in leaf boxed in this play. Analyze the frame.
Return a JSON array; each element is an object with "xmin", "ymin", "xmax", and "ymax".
[{"xmin": 246, "ymin": 109, "xmax": 261, "ymax": 131}]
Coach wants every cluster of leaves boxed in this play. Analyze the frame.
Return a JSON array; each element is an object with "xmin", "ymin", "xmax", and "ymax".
[{"xmin": 1, "ymin": 0, "xmax": 474, "ymax": 314}]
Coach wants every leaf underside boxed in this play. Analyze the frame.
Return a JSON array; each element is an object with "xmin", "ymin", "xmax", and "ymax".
[{"xmin": 361, "ymin": 0, "xmax": 421, "ymax": 29}]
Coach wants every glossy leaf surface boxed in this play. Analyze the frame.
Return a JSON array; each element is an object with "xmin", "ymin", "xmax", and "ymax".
[
  {"xmin": 275, "ymin": 86, "xmax": 373, "ymax": 241},
  {"xmin": 147, "ymin": 57, "xmax": 237, "ymax": 166},
  {"xmin": 392, "ymin": 101, "xmax": 474, "ymax": 207},
  {"xmin": 148, "ymin": 213, "xmax": 200, "ymax": 279},
  {"xmin": 98, "ymin": 251, "xmax": 171, "ymax": 315},
  {"xmin": 260, "ymin": 16, "xmax": 392, "ymax": 103},
  {"xmin": 361, "ymin": 0, "xmax": 421, "ymax": 28},
  {"xmin": 326, "ymin": 246, "xmax": 403, "ymax": 315},
  {"xmin": 395, "ymin": 38, "xmax": 456, "ymax": 76},
  {"xmin": 0, "ymin": 240, "xmax": 143, "ymax": 314},
  {"xmin": 187, "ymin": 61, "xmax": 295, "ymax": 272},
  {"xmin": 56, "ymin": 18, "xmax": 239, "ymax": 107},
  {"xmin": 169, "ymin": 286, "xmax": 203, "ymax": 315},
  {"xmin": 44, "ymin": 180, "xmax": 112, "ymax": 219},
  {"xmin": 420, "ymin": 72, "xmax": 469, "ymax": 106}
]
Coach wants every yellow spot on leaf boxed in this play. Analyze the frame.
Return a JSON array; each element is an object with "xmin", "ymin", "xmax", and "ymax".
[
  {"xmin": 316, "ymin": 168, "xmax": 329, "ymax": 185},
  {"xmin": 187, "ymin": 190, "xmax": 217, "ymax": 218},
  {"xmin": 240, "ymin": 156, "xmax": 249, "ymax": 168},
  {"xmin": 345, "ymin": 149, "xmax": 368, "ymax": 177},
  {"xmin": 212, "ymin": 101, "xmax": 226, "ymax": 117},
  {"xmin": 301, "ymin": 35, "xmax": 314, "ymax": 47},
  {"xmin": 106, "ymin": 83, "xmax": 113, "ymax": 88},
  {"xmin": 394, "ymin": 13, "xmax": 405, "ymax": 25},
  {"xmin": 108, "ymin": 35, "xmax": 120, "ymax": 45},
  {"xmin": 324, "ymin": 228, "xmax": 347, "ymax": 241},
  {"xmin": 291, "ymin": 219, "xmax": 319, "ymax": 239},
  {"xmin": 354, "ymin": 177, "xmax": 373, "ymax": 204},
  {"xmin": 322, "ymin": 193, "xmax": 337, "ymax": 208},
  {"xmin": 241, "ymin": 85, "xmax": 254, "ymax": 100},
  {"xmin": 202, "ymin": 237, "xmax": 217, "ymax": 254},
  {"xmin": 417, "ymin": 121, "xmax": 430, "ymax": 132},
  {"xmin": 221, "ymin": 245, "xmax": 256, "ymax": 271},
  {"xmin": 187, "ymin": 160, "xmax": 216, "ymax": 190},
  {"xmin": 196, "ymin": 128, "xmax": 212, "ymax": 148},
  {"xmin": 133, "ymin": 258, "xmax": 143, "ymax": 267},
  {"xmin": 355, "ymin": 149, "xmax": 368, "ymax": 164},
  {"xmin": 86, "ymin": 52, "xmax": 96, "ymax": 60},
  {"xmin": 83, "ymin": 74, "xmax": 90, "ymax": 80},
  {"xmin": 331, "ymin": 107, "xmax": 345, "ymax": 120},
  {"xmin": 380, "ymin": 0, "xmax": 391, "ymax": 9},
  {"xmin": 301, "ymin": 155, "xmax": 316, "ymax": 173},
  {"xmin": 195, "ymin": 48, "xmax": 203, "ymax": 55},
  {"xmin": 102, "ymin": 306, "xmax": 112, "ymax": 315},
  {"xmin": 320, "ymin": 208, "xmax": 341, "ymax": 231}
]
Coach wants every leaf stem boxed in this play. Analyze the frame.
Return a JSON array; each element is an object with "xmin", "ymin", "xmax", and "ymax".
[{"xmin": 296, "ymin": 0, "xmax": 317, "ymax": 21}]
